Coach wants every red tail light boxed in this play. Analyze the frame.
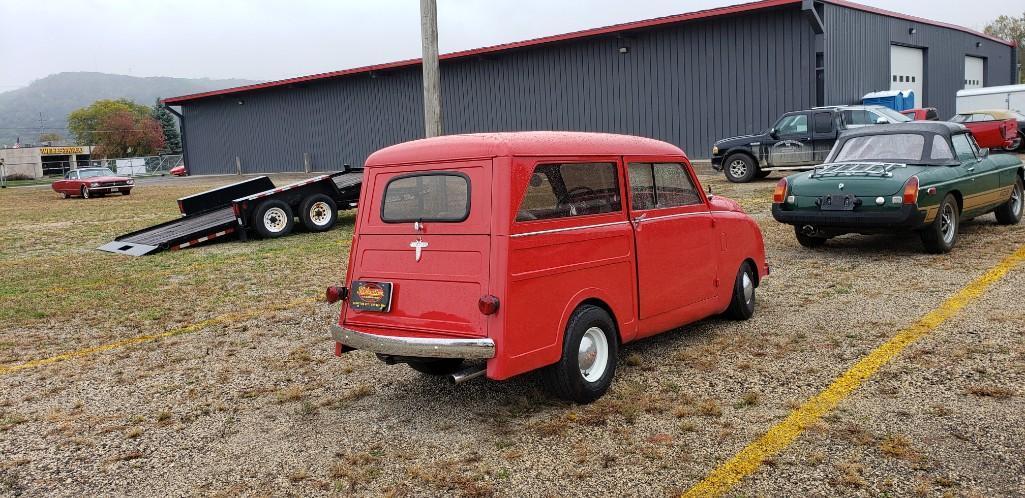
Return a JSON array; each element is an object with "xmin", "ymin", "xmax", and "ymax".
[
  {"xmin": 902, "ymin": 176, "xmax": 920, "ymax": 205},
  {"xmin": 325, "ymin": 286, "xmax": 347, "ymax": 303},
  {"xmin": 772, "ymin": 177, "xmax": 788, "ymax": 203},
  {"xmin": 478, "ymin": 295, "xmax": 500, "ymax": 315}
]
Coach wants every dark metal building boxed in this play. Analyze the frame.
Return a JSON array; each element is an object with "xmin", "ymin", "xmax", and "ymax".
[{"xmin": 164, "ymin": 0, "xmax": 1018, "ymax": 175}]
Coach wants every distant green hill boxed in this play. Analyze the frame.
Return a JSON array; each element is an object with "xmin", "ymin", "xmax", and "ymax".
[{"xmin": 0, "ymin": 72, "xmax": 257, "ymax": 147}]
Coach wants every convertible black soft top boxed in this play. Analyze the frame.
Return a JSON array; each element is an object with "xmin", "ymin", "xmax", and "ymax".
[{"xmin": 839, "ymin": 121, "xmax": 968, "ymax": 139}]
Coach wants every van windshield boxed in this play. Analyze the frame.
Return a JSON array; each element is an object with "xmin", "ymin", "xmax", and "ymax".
[{"xmin": 381, "ymin": 173, "xmax": 469, "ymax": 223}]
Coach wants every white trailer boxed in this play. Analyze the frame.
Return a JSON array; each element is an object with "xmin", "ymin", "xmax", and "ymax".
[{"xmin": 956, "ymin": 84, "xmax": 1025, "ymax": 114}]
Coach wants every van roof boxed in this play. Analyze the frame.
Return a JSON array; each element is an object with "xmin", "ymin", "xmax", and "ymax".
[{"xmin": 365, "ymin": 131, "xmax": 685, "ymax": 166}]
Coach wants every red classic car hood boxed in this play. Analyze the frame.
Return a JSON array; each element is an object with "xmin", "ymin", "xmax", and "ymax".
[{"xmin": 84, "ymin": 176, "xmax": 131, "ymax": 182}]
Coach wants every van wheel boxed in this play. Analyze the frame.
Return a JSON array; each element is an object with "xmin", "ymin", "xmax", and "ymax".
[
  {"xmin": 300, "ymin": 194, "xmax": 338, "ymax": 232},
  {"xmin": 541, "ymin": 305, "xmax": 618, "ymax": 404},
  {"xmin": 724, "ymin": 154, "xmax": 758, "ymax": 183},
  {"xmin": 920, "ymin": 194, "xmax": 959, "ymax": 253},
  {"xmin": 994, "ymin": 177, "xmax": 1023, "ymax": 225},
  {"xmin": 725, "ymin": 262, "xmax": 756, "ymax": 320},
  {"xmin": 408, "ymin": 358, "xmax": 464, "ymax": 376},
  {"xmin": 253, "ymin": 200, "xmax": 295, "ymax": 238}
]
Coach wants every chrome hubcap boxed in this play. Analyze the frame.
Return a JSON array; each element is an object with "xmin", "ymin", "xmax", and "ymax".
[
  {"xmin": 940, "ymin": 203, "xmax": 956, "ymax": 244},
  {"xmin": 263, "ymin": 207, "xmax": 288, "ymax": 233},
  {"xmin": 742, "ymin": 271, "xmax": 754, "ymax": 305},
  {"xmin": 1012, "ymin": 184, "xmax": 1022, "ymax": 216},
  {"xmin": 577, "ymin": 327, "xmax": 609, "ymax": 383},
  {"xmin": 728, "ymin": 159, "xmax": 747, "ymax": 178},
  {"xmin": 310, "ymin": 201, "xmax": 331, "ymax": 226}
]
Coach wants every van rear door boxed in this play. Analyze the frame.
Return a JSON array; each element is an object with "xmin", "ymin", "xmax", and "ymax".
[{"xmin": 343, "ymin": 160, "xmax": 492, "ymax": 338}]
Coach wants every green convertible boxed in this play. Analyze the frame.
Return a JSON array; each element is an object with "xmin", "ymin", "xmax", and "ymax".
[{"xmin": 771, "ymin": 122, "xmax": 1024, "ymax": 253}]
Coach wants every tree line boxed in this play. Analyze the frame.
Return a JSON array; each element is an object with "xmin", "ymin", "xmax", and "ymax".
[{"xmin": 65, "ymin": 98, "xmax": 181, "ymax": 159}]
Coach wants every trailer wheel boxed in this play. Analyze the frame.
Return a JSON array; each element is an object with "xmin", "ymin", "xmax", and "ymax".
[
  {"xmin": 300, "ymin": 194, "xmax": 338, "ymax": 232},
  {"xmin": 253, "ymin": 200, "xmax": 295, "ymax": 238}
]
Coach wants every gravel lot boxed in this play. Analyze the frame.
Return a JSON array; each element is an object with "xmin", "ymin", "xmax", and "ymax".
[{"xmin": 1, "ymin": 163, "xmax": 1023, "ymax": 497}]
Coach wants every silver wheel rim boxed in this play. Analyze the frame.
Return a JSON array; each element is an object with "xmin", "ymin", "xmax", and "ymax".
[
  {"xmin": 82, "ymin": 188, "xmax": 89, "ymax": 199},
  {"xmin": 263, "ymin": 207, "xmax": 288, "ymax": 233},
  {"xmin": 577, "ymin": 327, "xmax": 609, "ymax": 383},
  {"xmin": 742, "ymin": 271, "xmax": 754, "ymax": 305},
  {"xmin": 940, "ymin": 203, "xmax": 956, "ymax": 244},
  {"xmin": 1011, "ymin": 183, "xmax": 1023, "ymax": 217},
  {"xmin": 309, "ymin": 201, "xmax": 332, "ymax": 226},
  {"xmin": 728, "ymin": 159, "xmax": 747, "ymax": 178}
]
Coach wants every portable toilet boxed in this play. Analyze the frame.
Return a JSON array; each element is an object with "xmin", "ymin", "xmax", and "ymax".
[
  {"xmin": 899, "ymin": 90, "xmax": 915, "ymax": 110},
  {"xmin": 862, "ymin": 90, "xmax": 902, "ymax": 111}
]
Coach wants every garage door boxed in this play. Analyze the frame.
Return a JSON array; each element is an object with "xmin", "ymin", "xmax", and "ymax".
[
  {"xmin": 964, "ymin": 56, "xmax": 984, "ymax": 89},
  {"xmin": 890, "ymin": 45, "xmax": 924, "ymax": 107}
]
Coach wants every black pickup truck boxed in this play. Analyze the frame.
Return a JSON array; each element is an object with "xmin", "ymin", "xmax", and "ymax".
[{"xmin": 711, "ymin": 105, "xmax": 912, "ymax": 182}]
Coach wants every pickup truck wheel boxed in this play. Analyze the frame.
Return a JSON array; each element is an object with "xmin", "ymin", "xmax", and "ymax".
[
  {"xmin": 920, "ymin": 194, "xmax": 959, "ymax": 254},
  {"xmin": 81, "ymin": 186, "xmax": 90, "ymax": 199},
  {"xmin": 794, "ymin": 226, "xmax": 828, "ymax": 248},
  {"xmin": 724, "ymin": 154, "xmax": 758, "ymax": 183},
  {"xmin": 253, "ymin": 200, "xmax": 295, "ymax": 238},
  {"xmin": 300, "ymin": 194, "xmax": 338, "ymax": 232},
  {"xmin": 408, "ymin": 358, "xmax": 464, "ymax": 376},
  {"xmin": 541, "ymin": 305, "xmax": 618, "ymax": 404},
  {"xmin": 725, "ymin": 262, "xmax": 756, "ymax": 320},
  {"xmin": 994, "ymin": 177, "xmax": 1023, "ymax": 225}
]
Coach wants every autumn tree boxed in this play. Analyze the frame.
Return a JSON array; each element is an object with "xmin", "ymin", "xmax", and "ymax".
[
  {"xmin": 67, "ymin": 99, "xmax": 164, "ymax": 158},
  {"xmin": 984, "ymin": 11, "xmax": 1025, "ymax": 83}
]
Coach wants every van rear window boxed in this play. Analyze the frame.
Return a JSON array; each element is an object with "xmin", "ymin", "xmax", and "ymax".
[{"xmin": 381, "ymin": 173, "xmax": 469, "ymax": 223}]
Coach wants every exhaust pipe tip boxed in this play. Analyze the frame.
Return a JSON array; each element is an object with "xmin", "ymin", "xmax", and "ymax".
[{"xmin": 448, "ymin": 365, "xmax": 487, "ymax": 385}]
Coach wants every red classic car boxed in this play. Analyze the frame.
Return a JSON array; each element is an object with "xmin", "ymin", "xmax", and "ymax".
[
  {"xmin": 170, "ymin": 164, "xmax": 187, "ymax": 176},
  {"xmin": 900, "ymin": 107, "xmax": 939, "ymax": 121},
  {"xmin": 52, "ymin": 167, "xmax": 134, "ymax": 199},
  {"xmin": 949, "ymin": 110, "xmax": 1021, "ymax": 151},
  {"xmin": 326, "ymin": 132, "xmax": 769, "ymax": 403}
]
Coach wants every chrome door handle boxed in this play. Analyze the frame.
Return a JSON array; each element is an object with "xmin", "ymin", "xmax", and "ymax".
[
  {"xmin": 631, "ymin": 213, "xmax": 646, "ymax": 228},
  {"xmin": 967, "ymin": 167, "xmax": 975, "ymax": 172}
]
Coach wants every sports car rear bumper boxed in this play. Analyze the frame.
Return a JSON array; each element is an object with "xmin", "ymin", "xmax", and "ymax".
[{"xmin": 771, "ymin": 203, "xmax": 925, "ymax": 229}]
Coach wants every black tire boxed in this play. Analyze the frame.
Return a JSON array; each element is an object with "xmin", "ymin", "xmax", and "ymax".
[
  {"xmin": 81, "ymin": 186, "xmax": 90, "ymax": 199},
  {"xmin": 723, "ymin": 154, "xmax": 759, "ymax": 183},
  {"xmin": 794, "ymin": 226, "xmax": 827, "ymax": 248},
  {"xmin": 59, "ymin": 192, "xmax": 69, "ymax": 199},
  {"xmin": 920, "ymin": 194, "xmax": 959, "ymax": 254},
  {"xmin": 253, "ymin": 199, "xmax": 295, "ymax": 238},
  {"xmin": 407, "ymin": 358, "xmax": 464, "ymax": 376},
  {"xmin": 299, "ymin": 194, "xmax": 338, "ymax": 232},
  {"xmin": 994, "ymin": 177, "xmax": 1023, "ymax": 225},
  {"xmin": 121, "ymin": 189, "xmax": 131, "ymax": 196},
  {"xmin": 725, "ymin": 262, "xmax": 756, "ymax": 320},
  {"xmin": 541, "ymin": 305, "xmax": 618, "ymax": 404}
]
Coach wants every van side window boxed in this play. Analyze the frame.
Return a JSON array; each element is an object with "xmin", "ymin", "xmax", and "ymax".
[
  {"xmin": 381, "ymin": 173, "xmax": 469, "ymax": 223},
  {"xmin": 515, "ymin": 162, "xmax": 620, "ymax": 221},
  {"xmin": 628, "ymin": 163, "xmax": 702, "ymax": 209}
]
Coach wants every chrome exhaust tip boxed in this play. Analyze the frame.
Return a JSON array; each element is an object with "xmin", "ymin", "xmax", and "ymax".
[{"xmin": 449, "ymin": 365, "xmax": 486, "ymax": 385}]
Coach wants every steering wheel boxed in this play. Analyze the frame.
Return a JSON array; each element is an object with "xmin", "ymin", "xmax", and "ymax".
[{"xmin": 557, "ymin": 186, "xmax": 595, "ymax": 216}]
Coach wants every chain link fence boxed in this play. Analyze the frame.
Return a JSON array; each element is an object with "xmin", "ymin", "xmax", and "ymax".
[{"xmin": 38, "ymin": 154, "xmax": 183, "ymax": 179}]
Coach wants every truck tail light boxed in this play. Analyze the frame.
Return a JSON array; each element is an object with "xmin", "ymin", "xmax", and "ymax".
[
  {"xmin": 325, "ymin": 285, "xmax": 347, "ymax": 303},
  {"xmin": 772, "ymin": 177, "xmax": 788, "ymax": 204},
  {"xmin": 902, "ymin": 176, "xmax": 920, "ymax": 205},
  {"xmin": 478, "ymin": 295, "xmax": 500, "ymax": 315}
]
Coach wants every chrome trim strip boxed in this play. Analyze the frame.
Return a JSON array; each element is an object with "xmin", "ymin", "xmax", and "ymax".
[
  {"xmin": 330, "ymin": 324, "xmax": 495, "ymax": 359},
  {"xmin": 636, "ymin": 211, "xmax": 709, "ymax": 223},
  {"xmin": 510, "ymin": 221, "xmax": 629, "ymax": 238}
]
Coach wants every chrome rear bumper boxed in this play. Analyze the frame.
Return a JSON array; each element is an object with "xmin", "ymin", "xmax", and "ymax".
[{"xmin": 329, "ymin": 324, "xmax": 495, "ymax": 359}]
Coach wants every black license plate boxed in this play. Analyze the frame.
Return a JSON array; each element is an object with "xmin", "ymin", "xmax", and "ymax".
[
  {"xmin": 349, "ymin": 281, "xmax": 393, "ymax": 312},
  {"xmin": 820, "ymin": 194, "xmax": 857, "ymax": 211}
]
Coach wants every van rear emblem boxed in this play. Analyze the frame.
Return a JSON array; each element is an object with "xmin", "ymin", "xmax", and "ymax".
[{"xmin": 410, "ymin": 239, "xmax": 428, "ymax": 262}]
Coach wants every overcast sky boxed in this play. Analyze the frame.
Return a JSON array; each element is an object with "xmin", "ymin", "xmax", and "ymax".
[{"xmin": 0, "ymin": 0, "xmax": 1018, "ymax": 91}]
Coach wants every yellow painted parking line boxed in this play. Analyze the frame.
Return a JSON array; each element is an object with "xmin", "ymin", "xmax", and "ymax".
[
  {"xmin": 683, "ymin": 244, "xmax": 1025, "ymax": 498},
  {"xmin": 0, "ymin": 297, "xmax": 319, "ymax": 377}
]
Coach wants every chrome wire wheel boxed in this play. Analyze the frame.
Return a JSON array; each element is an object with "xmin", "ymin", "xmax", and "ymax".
[
  {"xmin": 577, "ymin": 327, "xmax": 609, "ymax": 383},
  {"xmin": 728, "ymin": 159, "xmax": 748, "ymax": 179},
  {"xmin": 263, "ymin": 207, "xmax": 289, "ymax": 233},
  {"xmin": 1011, "ymin": 182, "xmax": 1023, "ymax": 217},
  {"xmin": 309, "ymin": 201, "xmax": 332, "ymax": 227},
  {"xmin": 742, "ymin": 271, "xmax": 754, "ymax": 305},
  {"xmin": 940, "ymin": 202, "xmax": 957, "ymax": 245}
]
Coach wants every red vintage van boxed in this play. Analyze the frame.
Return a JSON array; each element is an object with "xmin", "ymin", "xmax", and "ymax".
[{"xmin": 328, "ymin": 132, "xmax": 768, "ymax": 403}]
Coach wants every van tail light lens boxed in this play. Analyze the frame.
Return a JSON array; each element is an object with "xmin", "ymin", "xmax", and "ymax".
[
  {"xmin": 325, "ymin": 286, "xmax": 348, "ymax": 303},
  {"xmin": 478, "ymin": 295, "xmax": 500, "ymax": 315},
  {"xmin": 902, "ymin": 176, "xmax": 920, "ymax": 205},
  {"xmin": 772, "ymin": 177, "xmax": 788, "ymax": 204}
]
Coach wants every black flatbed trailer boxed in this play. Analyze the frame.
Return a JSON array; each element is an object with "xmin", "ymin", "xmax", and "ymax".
[{"xmin": 99, "ymin": 171, "xmax": 362, "ymax": 256}]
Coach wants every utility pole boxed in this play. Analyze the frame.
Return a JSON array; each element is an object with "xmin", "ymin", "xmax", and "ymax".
[{"xmin": 420, "ymin": 0, "xmax": 442, "ymax": 137}]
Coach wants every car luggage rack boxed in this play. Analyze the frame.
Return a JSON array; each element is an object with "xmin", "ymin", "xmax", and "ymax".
[{"xmin": 810, "ymin": 162, "xmax": 906, "ymax": 178}]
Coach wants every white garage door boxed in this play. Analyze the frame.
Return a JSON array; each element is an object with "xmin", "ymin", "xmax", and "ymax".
[
  {"xmin": 890, "ymin": 45, "xmax": 924, "ymax": 107},
  {"xmin": 964, "ymin": 56, "xmax": 984, "ymax": 89}
]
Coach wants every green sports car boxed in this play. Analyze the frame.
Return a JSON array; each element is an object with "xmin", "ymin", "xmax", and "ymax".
[{"xmin": 771, "ymin": 122, "xmax": 1024, "ymax": 253}]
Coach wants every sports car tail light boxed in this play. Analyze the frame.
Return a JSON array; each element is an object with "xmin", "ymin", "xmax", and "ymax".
[
  {"xmin": 478, "ymin": 295, "xmax": 500, "ymax": 315},
  {"xmin": 772, "ymin": 177, "xmax": 788, "ymax": 203},
  {"xmin": 325, "ymin": 286, "xmax": 348, "ymax": 303},
  {"xmin": 902, "ymin": 176, "xmax": 920, "ymax": 205}
]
